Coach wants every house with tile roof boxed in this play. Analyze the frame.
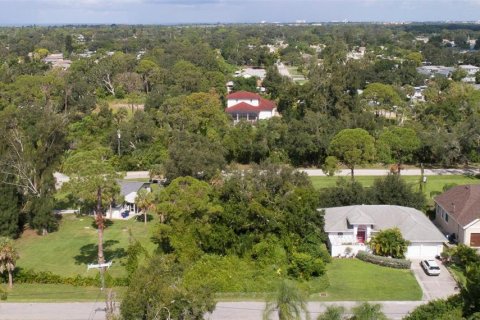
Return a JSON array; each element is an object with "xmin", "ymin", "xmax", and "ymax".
[
  {"xmin": 434, "ymin": 185, "xmax": 480, "ymax": 247},
  {"xmin": 323, "ymin": 205, "xmax": 446, "ymax": 259},
  {"xmin": 225, "ymin": 91, "xmax": 278, "ymax": 123}
]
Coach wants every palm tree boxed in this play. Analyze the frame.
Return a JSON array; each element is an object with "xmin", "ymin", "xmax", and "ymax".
[
  {"xmin": 135, "ymin": 188, "xmax": 154, "ymax": 225},
  {"xmin": 0, "ymin": 237, "xmax": 19, "ymax": 288},
  {"xmin": 317, "ymin": 306, "xmax": 345, "ymax": 320},
  {"xmin": 350, "ymin": 302, "xmax": 387, "ymax": 320},
  {"xmin": 264, "ymin": 279, "xmax": 310, "ymax": 320}
]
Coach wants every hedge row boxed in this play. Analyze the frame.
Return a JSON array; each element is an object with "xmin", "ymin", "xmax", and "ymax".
[
  {"xmin": 356, "ymin": 251, "xmax": 411, "ymax": 269},
  {"xmin": 3, "ymin": 269, "xmax": 128, "ymax": 287}
]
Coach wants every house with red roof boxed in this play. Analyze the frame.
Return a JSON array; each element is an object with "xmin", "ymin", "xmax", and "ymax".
[
  {"xmin": 225, "ymin": 91, "xmax": 278, "ymax": 123},
  {"xmin": 434, "ymin": 184, "xmax": 480, "ymax": 247}
]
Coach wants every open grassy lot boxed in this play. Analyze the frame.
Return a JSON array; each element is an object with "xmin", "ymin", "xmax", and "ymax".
[
  {"xmin": 310, "ymin": 175, "xmax": 480, "ymax": 198},
  {"xmin": 311, "ymin": 259, "xmax": 422, "ymax": 301},
  {"xmin": 15, "ymin": 214, "xmax": 157, "ymax": 278}
]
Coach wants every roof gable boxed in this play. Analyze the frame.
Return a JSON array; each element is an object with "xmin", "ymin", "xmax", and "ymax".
[
  {"xmin": 227, "ymin": 91, "xmax": 261, "ymax": 100},
  {"xmin": 225, "ymin": 98, "xmax": 276, "ymax": 113},
  {"xmin": 119, "ymin": 181, "xmax": 148, "ymax": 197}
]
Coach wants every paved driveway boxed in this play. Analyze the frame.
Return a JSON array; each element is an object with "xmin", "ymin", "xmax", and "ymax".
[{"xmin": 411, "ymin": 260, "xmax": 459, "ymax": 300}]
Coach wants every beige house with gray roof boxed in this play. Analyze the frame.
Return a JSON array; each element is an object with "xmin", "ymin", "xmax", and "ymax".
[
  {"xmin": 323, "ymin": 205, "xmax": 446, "ymax": 259},
  {"xmin": 434, "ymin": 185, "xmax": 480, "ymax": 247}
]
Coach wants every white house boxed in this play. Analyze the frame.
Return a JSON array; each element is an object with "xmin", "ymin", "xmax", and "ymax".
[
  {"xmin": 323, "ymin": 205, "xmax": 446, "ymax": 259},
  {"xmin": 434, "ymin": 185, "xmax": 480, "ymax": 247},
  {"xmin": 225, "ymin": 91, "xmax": 278, "ymax": 123},
  {"xmin": 107, "ymin": 181, "xmax": 150, "ymax": 219}
]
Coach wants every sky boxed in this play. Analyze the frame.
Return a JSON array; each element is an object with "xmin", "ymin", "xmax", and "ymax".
[{"xmin": 1, "ymin": 0, "xmax": 480, "ymax": 25}]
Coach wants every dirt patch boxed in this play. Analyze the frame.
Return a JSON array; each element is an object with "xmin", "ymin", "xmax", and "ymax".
[{"xmin": 20, "ymin": 228, "xmax": 40, "ymax": 240}]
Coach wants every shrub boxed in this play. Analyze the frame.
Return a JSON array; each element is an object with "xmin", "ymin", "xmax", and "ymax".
[
  {"xmin": 183, "ymin": 255, "xmax": 281, "ymax": 292},
  {"xmin": 250, "ymin": 236, "xmax": 288, "ymax": 267},
  {"xmin": 4, "ymin": 269, "xmax": 128, "ymax": 287},
  {"xmin": 368, "ymin": 227, "xmax": 410, "ymax": 259},
  {"xmin": 404, "ymin": 295, "xmax": 463, "ymax": 320},
  {"xmin": 287, "ymin": 252, "xmax": 325, "ymax": 280},
  {"xmin": 452, "ymin": 244, "xmax": 480, "ymax": 270},
  {"xmin": 356, "ymin": 251, "xmax": 411, "ymax": 269},
  {"xmin": 297, "ymin": 239, "xmax": 332, "ymax": 264}
]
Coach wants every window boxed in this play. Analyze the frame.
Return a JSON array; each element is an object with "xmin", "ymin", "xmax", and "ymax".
[
  {"xmin": 337, "ymin": 232, "xmax": 343, "ymax": 236},
  {"xmin": 445, "ymin": 213, "xmax": 449, "ymax": 222}
]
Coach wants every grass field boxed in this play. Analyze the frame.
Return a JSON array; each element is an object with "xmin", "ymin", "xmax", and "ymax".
[
  {"xmin": 310, "ymin": 175, "xmax": 480, "ymax": 200},
  {"xmin": 15, "ymin": 214, "xmax": 157, "ymax": 278},
  {"xmin": 311, "ymin": 259, "xmax": 422, "ymax": 301}
]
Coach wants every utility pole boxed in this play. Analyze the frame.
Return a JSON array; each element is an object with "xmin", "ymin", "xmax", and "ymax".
[
  {"xmin": 420, "ymin": 162, "xmax": 426, "ymax": 192},
  {"xmin": 88, "ymin": 261, "xmax": 114, "ymax": 319},
  {"xmin": 117, "ymin": 129, "xmax": 121, "ymax": 157}
]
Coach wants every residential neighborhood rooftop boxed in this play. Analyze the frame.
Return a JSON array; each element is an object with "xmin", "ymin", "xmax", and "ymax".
[
  {"xmin": 434, "ymin": 184, "xmax": 480, "ymax": 227},
  {"xmin": 323, "ymin": 205, "xmax": 446, "ymax": 243}
]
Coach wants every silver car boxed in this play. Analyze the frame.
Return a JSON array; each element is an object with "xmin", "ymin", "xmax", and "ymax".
[{"xmin": 421, "ymin": 259, "xmax": 441, "ymax": 276}]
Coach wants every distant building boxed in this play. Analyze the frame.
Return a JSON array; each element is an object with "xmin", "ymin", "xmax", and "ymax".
[
  {"xmin": 459, "ymin": 64, "xmax": 480, "ymax": 83},
  {"xmin": 42, "ymin": 53, "xmax": 71, "ymax": 70},
  {"xmin": 409, "ymin": 86, "xmax": 427, "ymax": 103},
  {"xmin": 76, "ymin": 34, "xmax": 85, "ymax": 43},
  {"xmin": 459, "ymin": 64, "xmax": 480, "ymax": 75},
  {"xmin": 442, "ymin": 39, "xmax": 455, "ymax": 47},
  {"xmin": 467, "ymin": 38, "xmax": 477, "ymax": 50},
  {"xmin": 417, "ymin": 65, "xmax": 455, "ymax": 78},
  {"xmin": 346, "ymin": 46, "xmax": 366, "ymax": 60},
  {"xmin": 415, "ymin": 36, "xmax": 429, "ymax": 44},
  {"xmin": 225, "ymin": 91, "xmax": 278, "ymax": 123},
  {"xmin": 235, "ymin": 67, "xmax": 267, "ymax": 80}
]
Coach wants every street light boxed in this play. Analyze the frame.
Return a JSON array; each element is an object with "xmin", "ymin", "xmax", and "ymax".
[{"xmin": 117, "ymin": 129, "xmax": 121, "ymax": 156}]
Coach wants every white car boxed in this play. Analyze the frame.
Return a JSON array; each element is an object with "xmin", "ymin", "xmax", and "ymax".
[{"xmin": 421, "ymin": 259, "xmax": 441, "ymax": 276}]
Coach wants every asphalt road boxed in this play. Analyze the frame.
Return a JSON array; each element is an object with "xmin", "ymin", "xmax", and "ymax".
[
  {"xmin": 0, "ymin": 301, "xmax": 426, "ymax": 320},
  {"xmin": 120, "ymin": 168, "xmax": 480, "ymax": 180}
]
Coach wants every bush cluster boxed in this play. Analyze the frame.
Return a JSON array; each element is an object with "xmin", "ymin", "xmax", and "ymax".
[
  {"xmin": 356, "ymin": 251, "xmax": 411, "ymax": 269},
  {"xmin": 287, "ymin": 252, "xmax": 326, "ymax": 280},
  {"xmin": 3, "ymin": 269, "xmax": 128, "ymax": 287}
]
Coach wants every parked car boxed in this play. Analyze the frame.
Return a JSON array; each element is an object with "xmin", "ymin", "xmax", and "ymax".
[
  {"xmin": 421, "ymin": 259, "xmax": 441, "ymax": 276},
  {"xmin": 121, "ymin": 210, "xmax": 130, "ymax": 218}
]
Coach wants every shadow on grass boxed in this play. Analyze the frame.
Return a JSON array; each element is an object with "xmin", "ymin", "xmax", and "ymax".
[
  {"xmin": 90, "ymin": 219, "xmax": 114, "ymax": 229},
  {"xmin": 135, "ymin": 213, "xmax": 154, "ymax": 222},
  {"xmin": 74, "ymin": 240, "xmax": 127, "ymax": 265}
]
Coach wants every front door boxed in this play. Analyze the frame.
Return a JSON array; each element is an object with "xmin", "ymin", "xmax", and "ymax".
[
  {"xmin": 357, "ymin": 230, "xmax": 366, "ymax": 243},
  {"xmin": 357, "ymin": 225, "xmax": 367, "ymax": 243}
]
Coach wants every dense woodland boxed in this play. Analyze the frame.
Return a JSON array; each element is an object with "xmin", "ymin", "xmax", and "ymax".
[{"xmin": 1, "ymin": 23, "xmax": 480, "ymax": 318}]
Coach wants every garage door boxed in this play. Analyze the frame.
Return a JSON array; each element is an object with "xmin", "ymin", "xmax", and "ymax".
[
  {"xmin": 470, "ymin": 233, "xmax": 480, "ymax": 247},
  {"xmin": 407, "ymin": 244, "xmax": 441, "ymax": 259}
]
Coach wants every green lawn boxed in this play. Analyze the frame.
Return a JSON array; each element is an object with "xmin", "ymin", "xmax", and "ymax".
[
  {"xmin": 1, "ymin": 284, "xmax": 127, "ymax": 302},
  {"xmin": 15, "ymin": 214, "xmax": 157, "ymax": 278},
  {"xmin": 311, "ymin": 259, "xmax": 422, "ymax": 301},
  {"xmin": 310, "ymin": 175, "xmax": 480, "ymax": 200}
]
